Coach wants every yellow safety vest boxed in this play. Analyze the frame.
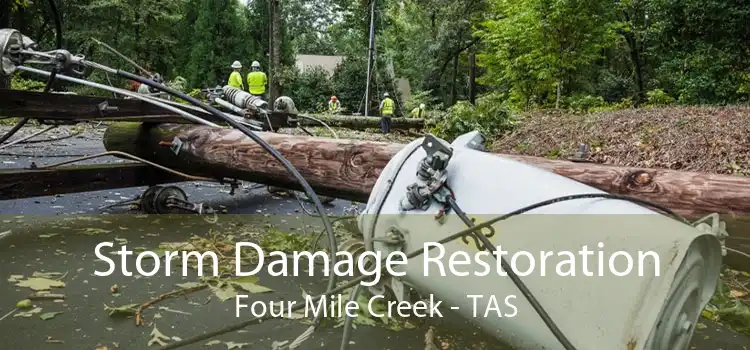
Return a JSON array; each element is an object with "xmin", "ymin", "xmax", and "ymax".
[
  {"xmin": 410, "ymin": 107, "xmax": 425, "ymax": 118},
  {"xmin": 227, "ymin": 71, "xmax": 243, "ymax": 89},
  {"xmin": 381, "ymin": 98, "xmax": 394, "ymax": 116},
  {"xmin": 246, "ymin": 71, "xmax": 267, "ymax": 95}
]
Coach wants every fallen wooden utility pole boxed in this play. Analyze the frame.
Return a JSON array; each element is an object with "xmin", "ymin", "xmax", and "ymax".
[
  {"xmin": 104, "ymin": 122, "xmax": 750, "ymax": 219},
  {"xmin": 104, "ymin": 122, "xmax": 750, "ymax": 269},
  {"xmin": 303, "ymin": 114, "xmax": 426, "ymax": 130}
]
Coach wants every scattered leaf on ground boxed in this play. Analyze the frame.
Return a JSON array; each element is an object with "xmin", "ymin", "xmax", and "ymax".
[
  {"xmin": 16, "ymin": 299, "xmax": 32, "ymax": 308},
  {"xmin": 7, "ymin": 274, "xmax": 23, "ymax": 282},
  {"xmin": 104, "ymin": 303, "xmax": 138, "ymax": 316},
  {"xmin": 45, "ymin": 336, "xmax": 64, "ymax": 344},
  {"xmin": 176, "ymin": 282, "xmax": 204, "ymax": 290},
  {"xmin": 730, "ymin": 290, "xmax": 748, "ymax": 298},
  {"xmin": 80, "ymin": 228, "xmax": 112, "ymax": 236},
  {"xmin": 157, "ymin": 306, "xmax": 191, "ymax": 315},
  {"xmin": 14, "ymin": 307, "xmax": 42, "ymax": 317},
  {"xmin": 16, "ymin": 277, "xmax": 65, "ymax": 291},
  {"xmin": 210, "ymin": 284, "xmax": 237, "ymax": 302},
  {"xmin": 148, "ymin": 326, "xmax": 171, "ymax": 347},
  {"xmin": 205, "ymin": 340, "xmax": 221, "ymax": 346},
  {"xmin": 159, "ymin": 242, "xmax": 195, "ymax": 250},
  {"xmin": 32, "ymin": 271, "xmax": 65, "ymax": 279},
  {"xmin": 40, "ymin": 311, "xmax": 63, "ymax": 320},
  {"xmin": 271, "ymin": 341, "xmax": 289, "ymax": 350},
  {"xmin": 225, "ymin": 342, "xmax": 248, "ymax": 349},
  {"xmin": 229, "ymin": 276, "xmax": 273, "ymax": 294},
  {"xmin": 38, "ymin": 234, "xmax": 59, "ymax": 238}
]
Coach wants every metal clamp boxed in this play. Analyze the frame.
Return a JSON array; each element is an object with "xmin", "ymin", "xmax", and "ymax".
[
  {"xmin": 399, "ymin": 134, "xmax": 454, "ymax": 212},
  {"xmin": 692, "ymin": 213, "xmax": 729, "ymax": 256}
]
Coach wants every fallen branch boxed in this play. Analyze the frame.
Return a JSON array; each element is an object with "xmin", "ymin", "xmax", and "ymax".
[
  {"xmin": 135, "ymin": 284, "xmax": 207, "ymax": 326},
  {"xmin": 302, "ymin": 114, "xmax": 426, "ymax": 130}
]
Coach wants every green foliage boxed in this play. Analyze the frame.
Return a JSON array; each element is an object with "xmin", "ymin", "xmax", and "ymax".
[
  {"xmin": 281, "ymin": 66, "xmax": 334, "ymax": 113},
  {"xmin": 702, "ymin": 270, "xmax": 750, "ymax": 336},
  {"xmin": 330, "ymin": 57, "xmax": 402, "ymax": 116},
  {"xmin": 10, "ymin": 74, "xmax": 46, "ymax": 91},
  {"xmin": 568, "ymin": 95, "xmax": 606, "ymax": 113},
  {"xmin": 429, "ymin": 93, "xmax": 515, "ymax": 141},
  {"xmin": 404, "ymin": 90, "xmax": 440, "ymax": 113},
  {"xmin": 645, "ymin": 89, "xmax": 675, "ymax": 106},
  {"xmin": 477, "ymin": 0, "xmax": 617, "ymax": 110}
]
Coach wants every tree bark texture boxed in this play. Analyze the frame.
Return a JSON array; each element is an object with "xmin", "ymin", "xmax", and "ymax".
[
  {"xmin": 103, "ymin": 122, "xmax": 750, "ymax": 219},
  {"xmin": 103, "ymin": 122, "xmax": 750, "ymax": 269}
]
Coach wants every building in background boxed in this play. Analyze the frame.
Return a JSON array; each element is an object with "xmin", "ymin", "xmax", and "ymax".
[{"xmin": 294, "ymin": 54, "xmax": 412, "ymax": 102}]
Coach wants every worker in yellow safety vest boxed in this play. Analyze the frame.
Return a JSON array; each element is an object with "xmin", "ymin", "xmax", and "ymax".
[
  {"xmin": 246, "ymin": 61, "xmax": 268, "ymax": 99},
  {"xmin": 379, "ymin": 92, "xmax": 394, "ymax": 133},
  {"xmin": 410, "ymin": 103, "xmax": 426, "ymax": 118},
  {"xmin": 328, "ymin": 96, "xmax": 341, "ymax": 113},
  {"xmin": 227, "ymin": 61, "xmax": 243, "ymax": 90}
]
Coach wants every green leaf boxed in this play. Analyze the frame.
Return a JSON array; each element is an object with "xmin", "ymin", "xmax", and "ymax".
[
  {"xmin": 225, "ymin": 341, "xmax": 249, "ymax": 349},
  {"xmin": 229, "ymin": 276, "xmax": 273, "ymax": 294},
  {"xmin": 80, "ymin": 228, "xmax": 112, "ymax": 236},
  {"xmin": 14, "ymin": 307, "xmax": 42, "ymax": 318},
  {"xmin": 210, "ymin": 284, "xmax": 238, "ymax": 302},
  {"xmin": 16, "ymin": 299, "xmax": 32, "ymax": 308},
  {"xmin": 40, "ymin": 311, "xmax": 63, "ymax": 320},
  {"xmin": 148, "ymin": 326, "xmax": 171, "ymax": 347},
  {"xmin": 176, "ymin": 282, "xmax": 204, "ymax": 289},
  {"xmin": 15, "ymin": 277, "xmax": 65, "ymax": 291},
  {"xmin": 104, "ymin": 303, "xmax": 138, "ymax": 316}
]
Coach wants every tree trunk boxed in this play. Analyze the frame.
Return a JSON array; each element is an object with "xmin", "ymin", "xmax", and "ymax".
[
  {"xmin": 269, "ymin": 0, "xmax": 281, "ymax": 102},
  {"xmin": 103, "ymin": 122, "xmax": 750, "ymax": 220},
  {"xmin": 468, "ymin": 48, "xmax": 476, "ymax": 105},
  {"xmin": 301, "ymin": 115, "xmax": 426, "ymax": 130},
  {"xmin": 450, "ymin": 54, "xmax": 458, "ymax": 105}
]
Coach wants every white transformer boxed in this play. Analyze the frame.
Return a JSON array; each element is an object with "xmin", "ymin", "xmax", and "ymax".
[{"xmin": 358, "ymin": 132, "xmax": 723, "ymax": 350}]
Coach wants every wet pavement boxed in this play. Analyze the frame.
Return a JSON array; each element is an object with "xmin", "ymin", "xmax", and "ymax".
[{"xmin": 0, "ymin": 125, "xmax": 748, "ymax": 350}]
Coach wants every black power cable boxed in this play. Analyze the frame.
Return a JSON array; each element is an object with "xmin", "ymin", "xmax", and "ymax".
[
  {"xmin": 15, "ymin": 0, "xmax": 339, "ymax": 334},
  {"xmin": 0, "ymin": 0, "xmax": 62, "ymax": 144},
  {"xmin": 163, "ymin": 192, "xmax": 688, "ymax": 350},
  {"xmin": 118, "ymin": 71, "xmax": 339, "ymax": 329}
]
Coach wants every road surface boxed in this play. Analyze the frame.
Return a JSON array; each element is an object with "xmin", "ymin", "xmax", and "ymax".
[{"xmin": 0, "ymin": 124, "xmax": 748, "ymax": 350}]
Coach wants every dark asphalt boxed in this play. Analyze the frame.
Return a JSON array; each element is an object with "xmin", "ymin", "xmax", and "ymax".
[{"xmin": 1, "ymin": 125, "xmax": 749, "ymax": 350}]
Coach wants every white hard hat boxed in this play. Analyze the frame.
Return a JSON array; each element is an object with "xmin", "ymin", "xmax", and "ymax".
[
  {"xmin": 383, "ymin": 92, "xmax": 389, "ymax": 97},
  {"xmin": 420, "ymin": 103, "xmax": 425, "ymax": 109},
  {"xmin": 231, "ymin": 61, "xmax": 242, "ymax": 69},
  {"xmin": 251, "ymin": 61, "xmax": 261, "ymax": 68}
]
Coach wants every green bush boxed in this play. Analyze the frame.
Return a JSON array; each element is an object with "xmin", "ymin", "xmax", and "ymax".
[
  {"xmin": 10, "ymin": 73, "xmax": 46, "ymax": 91},
  {"xmin": 646, "ymin": 88, "xmax": 676, "ymax": 106},
  {"xmin": 568, "ymin": 94, "xmax": 606, "ymax": 113},
  {"xmin": 282, "ymin": 66, "xmax": 334, "ymax": 113},
  {"xmin": 429, "ymin": 93, "xmax": 516, "ymax": 142}
]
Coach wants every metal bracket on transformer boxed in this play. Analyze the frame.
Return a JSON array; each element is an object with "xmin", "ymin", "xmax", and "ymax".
[
  {"xmin": 399, "ymin": 134, "xmax": 454, "ymax": 212},
  {"xmin": 692, "ymin": 213, "xmax": 729, "ymax": 256}
]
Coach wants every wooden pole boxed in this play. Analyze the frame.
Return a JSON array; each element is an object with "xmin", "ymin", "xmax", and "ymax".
[
  {"xmin": 103, "ymin": 122, "xmax": 750, "ymax": 219},
  {"xmin": 302, "ymin": 115, "xmax": 426, "ymax": 130},
  {"xmin": 103, "ymin": 122, "xmax": 750, "ymax": 269}
]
